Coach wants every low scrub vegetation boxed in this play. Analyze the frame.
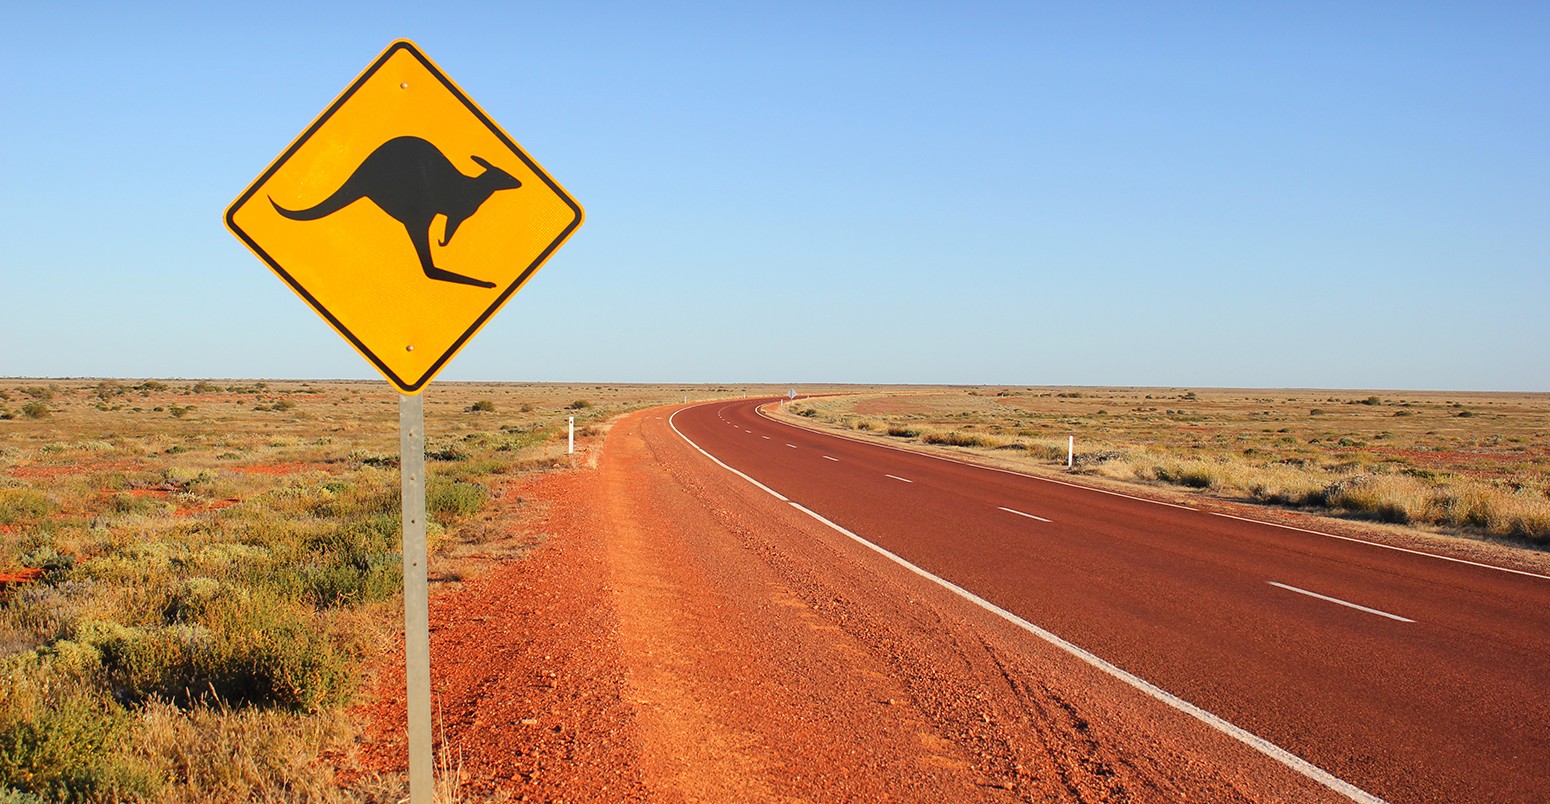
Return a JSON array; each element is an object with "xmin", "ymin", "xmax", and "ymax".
[{"xmin": 0, "ymin": 378, "xmax": 697, "ymax": 800}]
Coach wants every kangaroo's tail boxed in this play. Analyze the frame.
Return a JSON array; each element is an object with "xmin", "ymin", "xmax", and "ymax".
[{"xmin": 269, "ymin": 184, "xmax": 361, "ymax": 221}]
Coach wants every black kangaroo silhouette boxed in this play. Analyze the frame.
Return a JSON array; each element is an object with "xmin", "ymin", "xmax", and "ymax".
[{"xmin": 270, "ymin": 136, "xmax": 521, "ymax": 288}]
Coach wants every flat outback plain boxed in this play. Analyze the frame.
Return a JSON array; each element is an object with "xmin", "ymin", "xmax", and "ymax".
[{"xmin": 1, "ymin": 379, "xmax": 1546, "ymax": 801}]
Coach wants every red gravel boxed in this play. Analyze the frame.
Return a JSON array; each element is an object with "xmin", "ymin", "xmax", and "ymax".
[{"xmin": 347, "ymin": 407, "xmax": 1338, "ymax": 801}]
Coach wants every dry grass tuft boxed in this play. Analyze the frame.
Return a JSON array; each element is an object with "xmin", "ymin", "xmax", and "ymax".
[{"xmin": 133, "ymin": 700, "xmax": 355, "ymax": 802}]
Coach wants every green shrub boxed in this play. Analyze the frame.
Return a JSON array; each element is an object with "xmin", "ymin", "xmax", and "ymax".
[
  {"xmin": 306, "ymin": 476, "xmax": 396, "ymax": 523},
  {"xmin": 0, "ymin": 651, "xmax": 162, "ymax": 800},
  {"xmin": 566, "ymin": 399, "xmax": 592, "ymax": 410},
  {"xmin": 78, "ymin": 593, "xmax": 354, "ymax": 713},
  {"xmin": 467, "ymin": 400, "xmax": 496, "ymax": 412},
  {"xmin": 0, "ymin": 786, "xmax": 46, "ymax": 803},
  {"xmin": 426, "ymin": 445, "xmax": 469, "ymax": 462},
  {"xmin": 0, "ymin": 490, "xmax": 57, "ymax": 526},
  {"xmin": 495, "ymin": 430, "xmax": 550, "ymax": 452},
  {"xmin": 20, "ymin": 547, "xmax": 74, "ymax": 584},
  {"xmin": 104, "ymin": 491, "xmax": 158, "ymax": 516},
  {"xmin": 161, "ymin": 578, "xmax": 226, "ymax": 624},
  {"xmin": 299, "ymin": 521, "xmax": 402, "ymax": 608},
  {"xmin": 19, "ymin": 403, "xmax": 48, "ymax": 420},
  {"xmin": 77, "ymin": 620, "xmax": 188, "ymax": 706},
  {"xmin": 301, "ymin": 553, "xmax": 400, "ymax": 608},
  {"xmin": 428, "ymin": 479, "xmax": 487, "ymax": 519},
  {"xmin": 886, "ymin": 425, "xmax": 921, "ymax": 438},
  {"xmin": 161, "ymin": 467, "xmax": 216, "ymax": 491},
  {"xmin": 198, "ymin": 599, "xmax": 352, "ymax": 712},
  {"xmin": 0, "ymin": 688, "xmax": 155, "ymax": 799}
]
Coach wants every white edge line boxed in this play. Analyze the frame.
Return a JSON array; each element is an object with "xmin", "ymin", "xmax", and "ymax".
[
  {"xmin": 885, "ymin": 474, "xmax": 913, "ymax": 483},
  {"xmin": 785, "ymin": 502, "xmax": 1385, "ymax": 804},
  {"xmin": 1267, "ymin": 581, "xmax": 1414, "ymax": 623},
  {"xmin": 671, "ymin": 401, "xmax": 1382, "ymax": 804},
  {"xmin": 669, "ymin": 407, "xmax": 788, "ymax": 502},
  {"xmin": 755, "ymin": 403, "xmax": 1544, "ymax": 583},
  {"xmin": 999, "ymin": 506, "xmax": 1053, "ymax": 523},
  {"xmin": 1213, "ymin": 512, "xmax": 1550, "ymax": 582}
]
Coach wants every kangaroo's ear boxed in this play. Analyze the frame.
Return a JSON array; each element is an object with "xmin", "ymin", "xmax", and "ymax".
[{"xmin": 470, "ymin": 155, "xmax": 496, "ymax": 171}]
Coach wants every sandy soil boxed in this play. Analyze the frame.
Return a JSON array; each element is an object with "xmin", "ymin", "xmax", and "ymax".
[{"xmin": 352, "ymin": 406, "xmax": 1339, "ymax": 802}]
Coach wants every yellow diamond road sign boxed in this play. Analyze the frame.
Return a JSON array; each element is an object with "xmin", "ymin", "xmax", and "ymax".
[{"xmin": 226, "ymin": 40, "xmax": 583, "ymax": 393}]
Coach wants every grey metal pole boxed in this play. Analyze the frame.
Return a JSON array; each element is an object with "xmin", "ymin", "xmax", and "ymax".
[{"xmin": 399, "ymin": 393, "xmax": 433, "ymax": 803}]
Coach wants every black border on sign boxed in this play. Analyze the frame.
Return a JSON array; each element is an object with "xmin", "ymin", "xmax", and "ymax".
[{"xmin": 224, "ymin": 40, "xmax": 585, "ymax": 394}]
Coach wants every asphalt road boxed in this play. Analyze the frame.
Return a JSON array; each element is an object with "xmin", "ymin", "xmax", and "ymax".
[{"xmin": 670, "ymin": 398, "xmax": 1550, "ymax": 804}]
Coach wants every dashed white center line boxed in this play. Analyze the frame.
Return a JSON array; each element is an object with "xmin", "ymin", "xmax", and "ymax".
[
  {"xmin": 1267, "ymin": 581, "xmax": 1414, "ymax": 623},
  {"xmin": 885, "ymin": 474, "xmax": 913, "ymax": 483},
  {"xmin": 762, "ymin": 435, "xmax": 771, "ymax": 440},
  {"xmin": 786, "ymin": 444, "xmax": 797, "ymax": 449},
  {"xmin": 823, "ymin": 456, "xmax": 838, "ymax": 462},
  {"xmin": 999, "ymin": 506, "xmax": 1052, "ymax": 523}
]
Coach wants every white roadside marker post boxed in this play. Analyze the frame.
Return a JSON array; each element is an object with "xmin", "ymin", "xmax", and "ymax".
[
  {"xmin": 568, "ymin": 416, "xmax": 575, "ymax": 455},
  {"xmin": 399, "ymin": 393, "xmax": 433, "ymax": 801},
  {"xmin": 1068, "ymin": 435, "xmax": 1074, "ymax": 469}
]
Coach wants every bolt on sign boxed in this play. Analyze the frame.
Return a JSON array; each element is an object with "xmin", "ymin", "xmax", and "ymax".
[{"xmin": 226, "ymin": 39, "xmax": 583, "ymax": 393}]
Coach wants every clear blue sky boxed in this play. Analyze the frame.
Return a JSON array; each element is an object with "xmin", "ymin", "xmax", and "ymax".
[{"xmin": 3, "ymin": 2, "xmax": 1546, "ymax": 391}]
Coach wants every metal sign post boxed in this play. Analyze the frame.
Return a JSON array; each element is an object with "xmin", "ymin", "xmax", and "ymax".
[
  {"xmin": 227, "ymin": 39, "xmax": 583, "ymax": 804},
  {"xmin": 399, "ymin": 394, "xmax": 433, "ymax": 802}
]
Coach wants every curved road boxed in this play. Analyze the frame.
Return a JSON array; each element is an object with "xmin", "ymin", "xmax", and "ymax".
[{"xmin": 670, "ymin": 398, "xmax": 1550, "ymax": 804}]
